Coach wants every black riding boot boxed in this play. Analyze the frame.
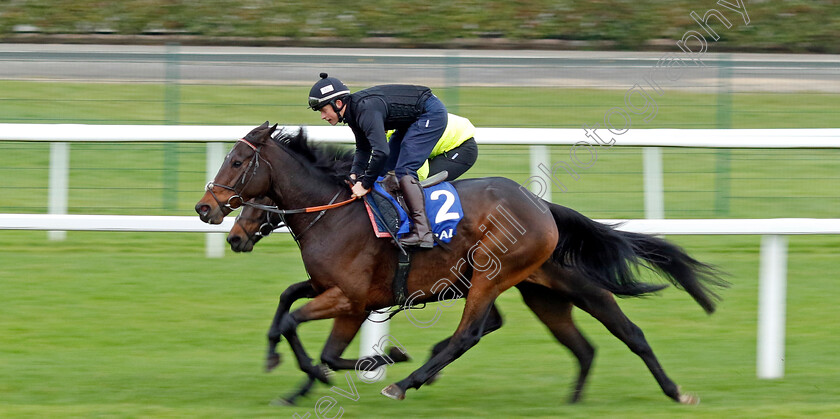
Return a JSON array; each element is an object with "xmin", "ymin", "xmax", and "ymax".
[{"xmin": 398, "ymin": 175, "xmax": 434, "ymax": 248}]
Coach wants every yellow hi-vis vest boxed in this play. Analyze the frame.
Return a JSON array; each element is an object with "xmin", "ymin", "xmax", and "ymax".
[{"xmin": 387, "ymin": 113, "xmax": 476, "ymax": 180}]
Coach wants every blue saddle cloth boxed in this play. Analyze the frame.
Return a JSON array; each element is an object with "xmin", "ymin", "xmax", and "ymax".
[{"xmin": 367, "ymin": 178, "xmax": 463, "ymax": 244}]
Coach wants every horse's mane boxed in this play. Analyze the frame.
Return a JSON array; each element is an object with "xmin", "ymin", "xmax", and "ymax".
[{"xmin": 271, "ymin": 127, "xmax": 354, "ymax": 185}]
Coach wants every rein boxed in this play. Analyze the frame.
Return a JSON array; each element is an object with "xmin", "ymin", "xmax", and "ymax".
[
  {"xmin": 244, "ymin": 194, "xmax": 357, "ymax": 216},
  {"xmin": 243, "ymin": 191, "xmax": 356, "ymax": 241}
]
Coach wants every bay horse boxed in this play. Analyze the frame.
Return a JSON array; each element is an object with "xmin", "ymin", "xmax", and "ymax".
[
  {"xmin": 197, "ymin": 122, "xmax": 725, "ymax": 404},
  {"xmin": 228, "ymin": 192, "xmax": 725, "ymax": 405}
]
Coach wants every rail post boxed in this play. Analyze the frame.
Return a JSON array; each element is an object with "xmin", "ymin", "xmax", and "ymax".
[
  {"xmin": 47, "ymin": 142, "xmax": 69, "ymax": 241},
  {"xmin": 757, "ymin": 234, "xmax": 787, "ymax": 379},
  {"xmin": 205, "ymin": 142, "xmax": 226, "ymax": 258}
]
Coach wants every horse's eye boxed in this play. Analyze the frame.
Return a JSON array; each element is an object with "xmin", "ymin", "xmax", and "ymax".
[{"xmin": 232, "ymin": 161, "xmax": 243, "ymax": 168}]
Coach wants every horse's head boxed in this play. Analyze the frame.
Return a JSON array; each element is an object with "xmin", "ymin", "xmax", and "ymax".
[
  {"xmin": 227, "ymin": 196, "xmax": 283, "ymax": 252},
  {"xmin": 195, "ymin": 121, "xmax": 278, "ymax": 224}
]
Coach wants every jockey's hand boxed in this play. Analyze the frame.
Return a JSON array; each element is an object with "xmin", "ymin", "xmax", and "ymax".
[
  {"xmin": 345, "ymin": 173, "xmax": 358, "ymax": 187},
  {"xmin": 351, "ymin": 181, "xmax": 369, "ymax": 198}
]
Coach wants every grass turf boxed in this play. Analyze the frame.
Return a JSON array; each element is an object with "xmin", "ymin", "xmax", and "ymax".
[{"xmin": 1, "ymin": 231, "xmax": 839, "ymax": 418}]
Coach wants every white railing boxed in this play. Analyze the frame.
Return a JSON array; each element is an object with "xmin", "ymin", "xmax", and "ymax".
[
  {"xmin": 2, "ymin": 124, "xmax": 840, "ymax": 381},
  {"xmin": 3, "ymin": 123, "xmax": 840, "ymax": 243},
  {"xmin": 5, "ymin": 213, "xmax": 840, "ymax": 234},
  {"xmin": 3, "ymin": 123, "xmax": 839, "ymax": 145}
]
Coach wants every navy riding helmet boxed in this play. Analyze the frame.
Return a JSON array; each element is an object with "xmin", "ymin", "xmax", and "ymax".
[{"xmin": 308, "ymin": 73, "xmax": 350, "ymax": 111}]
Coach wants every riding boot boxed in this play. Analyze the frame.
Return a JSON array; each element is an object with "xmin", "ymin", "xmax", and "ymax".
[{"xmin": 398, "ymin": 175, "xmax": 434, "ymax": 248}]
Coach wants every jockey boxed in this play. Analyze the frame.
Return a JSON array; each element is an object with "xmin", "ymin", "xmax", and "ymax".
[
  {"xmin": 309, "ymin": 73, "xmax": 451, "ymax": 248},
  {"xmin": 389, "ymin": 113, "xmax": 477, "ymax": 182}
]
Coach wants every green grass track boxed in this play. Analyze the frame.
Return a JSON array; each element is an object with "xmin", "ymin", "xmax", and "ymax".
[{"xmin": 1, "ymin": 232, "xmax": 839, "ymax": 417}]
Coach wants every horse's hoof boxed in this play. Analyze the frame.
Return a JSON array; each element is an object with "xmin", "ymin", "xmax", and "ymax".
[
  {"xmin": 269, "ymin": 397, "xmax": 296, "ymax": 407},
  {"xmin": 388, "ymin": 346, "xmax": 411, "ymax": 363},
  {"xmin": 381, "ymin": 384, "xmax": 406, "ymax": 400},
  {"xmin": 313, "ymin": 364, "xmax": 332, "ymax": 384},
  {"xmin": 679, "ymin": 393, "xmax": 700, "ymax": 405},
  {"xmin": 265, "ymin": 353, "xmax": 281, "ymax": 372}
]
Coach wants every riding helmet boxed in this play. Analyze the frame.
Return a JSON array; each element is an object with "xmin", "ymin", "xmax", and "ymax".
[{"xmin": 308, "ymin": 73, "xmax": 350, "ymax": 110}]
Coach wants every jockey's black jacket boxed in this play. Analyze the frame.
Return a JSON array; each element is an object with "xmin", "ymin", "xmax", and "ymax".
[{"xmin": 343, "ymin": 84, "xmax": 433, "ymax": 189}]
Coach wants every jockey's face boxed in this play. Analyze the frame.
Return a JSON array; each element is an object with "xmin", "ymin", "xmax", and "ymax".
[{"xmin": 319, "ymin": 99, "xmax": 344, "ymax": 126}]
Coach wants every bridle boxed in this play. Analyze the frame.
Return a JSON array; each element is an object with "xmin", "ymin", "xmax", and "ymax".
[
  {"xmin": 204, "ymin": 138, "xmax": 271, "ymax": 211},
  {"xmin": 256, "ymin": 209, "xmax": 284, "ymax": 237},
  {"xmin": 209, "ymin": 135, "xmax": 358, "ymax": 241},
  {"xmin": 231, "ymin": 202, "xmax": 282, "ymax": 247}
]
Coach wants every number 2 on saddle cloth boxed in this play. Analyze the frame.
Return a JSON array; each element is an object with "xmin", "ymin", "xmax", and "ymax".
[{"xmin": 363, "ymin": 175, "xmax": 463, "ymax": 245}]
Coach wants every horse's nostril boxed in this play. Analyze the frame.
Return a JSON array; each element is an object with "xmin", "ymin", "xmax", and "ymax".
[
  {"xmin": 196, "ymin": 203, "xmax": 211, "ymax": 216},
  {"xmin": 228, "ymin": 235, "xmax": 241, "ymax": 245}
]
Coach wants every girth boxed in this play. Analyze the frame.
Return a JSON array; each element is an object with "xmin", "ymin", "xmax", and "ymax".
[
  {"xmin": 393, "ymin": 251, "xmax": 412, "ymax": 306},
  {"xmin": 366, "ymin": 170, "xmax": 449, "ymax": 305}
]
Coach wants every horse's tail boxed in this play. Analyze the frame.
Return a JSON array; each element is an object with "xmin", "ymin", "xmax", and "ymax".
[
  {"xmin": 616, "ymin": 230, "xmax": 728, "ymax": 314},
  {"xmin": 547, "ymin": 202, "xmax": 727, "ymax": 313},
  {"xmin": 547, "ymin": 203, "xmax": 667, "ymax": 297}
]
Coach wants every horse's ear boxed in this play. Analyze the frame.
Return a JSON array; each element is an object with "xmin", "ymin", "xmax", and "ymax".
[{"xmin": 254, "ymin": 122, "xmax": 277, "ymax": 145}]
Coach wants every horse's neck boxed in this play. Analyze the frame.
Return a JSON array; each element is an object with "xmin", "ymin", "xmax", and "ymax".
[
  {"xmin": 274, "ymin": 177, "xmax": 366, "ymax": 250},
  {"xmin": 266, "ymin": 150, "xmax": 351, "ymax": 235}
]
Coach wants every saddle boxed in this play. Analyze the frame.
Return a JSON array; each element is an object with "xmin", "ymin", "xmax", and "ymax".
[
  {"xmin": 365, "ymin": 170, "xmax": 450, "ymax": 239},
  {"xmin": 379, "ymin": 170, "xmax": 449, "ymax": 211},
  {"xmin": 363, "ymin": 170, "xmax": 451, "ymax": 305}
]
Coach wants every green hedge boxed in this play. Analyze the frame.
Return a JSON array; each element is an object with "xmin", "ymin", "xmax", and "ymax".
[{"xmin": 1, "ymin": 0, "xmax": 838, "ymax": 52}]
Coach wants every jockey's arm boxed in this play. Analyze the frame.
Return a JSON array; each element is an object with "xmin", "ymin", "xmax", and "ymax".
[{"xmin": 355, "ymin": 109, "xmax": 389, "ymax": 190}]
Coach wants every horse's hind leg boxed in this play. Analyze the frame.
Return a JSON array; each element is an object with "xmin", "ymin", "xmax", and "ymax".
[
  {"xmin": 266, "ymin": 280, "xmax": 316, "ymax": 372},
  {"xmin": 516, "ymin": 282, "xmax": 595, "ymax": 403},
  {"xmin": 572, "ymin": 288, "xmax": 697, "ymax": 404}
]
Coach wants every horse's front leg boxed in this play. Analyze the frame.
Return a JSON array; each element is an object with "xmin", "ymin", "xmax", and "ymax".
[
  {"xmin": 272, "ymin": 376, "xmax": 317, "ymax": 406},
  {"xmin": 266, "ymin": 280, "xmax": 316, "ymax": 372},
  {"xmin": 320, "ymin": 315, "xmax": 410, "ymax": 372},
  {"xmin": 277, "ymin": 286, "xmax": 363, "ymax": 385},
  {"xmin": 274, "ymin": 314, "xmax": 410, "ymax": 406}
]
